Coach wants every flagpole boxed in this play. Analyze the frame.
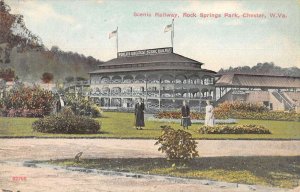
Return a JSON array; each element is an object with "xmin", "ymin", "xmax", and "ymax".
[
  {"xmin": 116, "ymin": 27, "xmax": 119, "ymax": 57},
  {"xmin": 171, "ymin": 19, "xmax": 174, "ymax": 50}
]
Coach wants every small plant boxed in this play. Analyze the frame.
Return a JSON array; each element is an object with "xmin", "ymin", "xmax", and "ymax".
[
  {"xmin": 32, "ymin": 107, "xmax": 101, "ymax": 134},
  {"xmin": 155, "ymin": 125, "xmax": 199, "ymax": 161}
]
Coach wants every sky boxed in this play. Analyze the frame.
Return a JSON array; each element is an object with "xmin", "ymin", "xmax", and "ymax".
[{"xmin": 7, "ymin": 0, "xmax": 300, "ymax": 71}]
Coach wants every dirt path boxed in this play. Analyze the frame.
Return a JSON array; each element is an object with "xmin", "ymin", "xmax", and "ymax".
[
  {"xmin": 1, "ymin": 139, "xmax": 300, "ymax": 161},
  {"xmin": 2, "ymin": 162, "xmax": 282, "ymax": 192},
  {"xmin": 0, "ymin": 139, "xmax": 299, "ymax": 192}
]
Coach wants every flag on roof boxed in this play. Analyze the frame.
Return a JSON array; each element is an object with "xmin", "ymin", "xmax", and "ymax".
[
  {"xmin": 109, "ymin": 29, "xmax": 117, "ymax": 39},
  {"xmin": 164, "ymin": 23, "xmax": 173, "ymax": 32}
]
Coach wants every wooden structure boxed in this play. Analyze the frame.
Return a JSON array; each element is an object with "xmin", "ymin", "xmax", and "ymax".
[
  {"xmin": 89, "ymin": 47, "xmax": 216, "ymax": 111},
  {"xmin": 215, "ymin": 73, "xmax": 300, "ymax": 111}
]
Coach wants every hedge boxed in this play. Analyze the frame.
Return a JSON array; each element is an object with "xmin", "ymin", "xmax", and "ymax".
[{"xmin": 32, "ymin": 108, "xmax": 101, "ymax": 134}]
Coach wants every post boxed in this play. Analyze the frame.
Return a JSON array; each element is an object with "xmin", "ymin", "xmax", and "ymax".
[
  {"xmin": 171, "ymin": 19, "xmax": 174, "ymax": 49},
  {"xmin": 145, "ymin": 73, "xmax": 148, "ymax": 109},
  {"xmin": 116, "ymin": 27, "xmax": 119, "ymax": 57}
]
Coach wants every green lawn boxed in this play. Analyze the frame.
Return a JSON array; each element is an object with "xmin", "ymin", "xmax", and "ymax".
[
  {"xmin": 47, "ymin": 156, "xmax": 300, "ymax": 189},
  {"xmin": 0, "ymin": 112, "xmax": 300, "ymax": 139}
]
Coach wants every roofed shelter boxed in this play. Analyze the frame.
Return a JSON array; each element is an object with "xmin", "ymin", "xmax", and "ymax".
[{"xmin": 215, "ymin": 73, "xmax": 300, "ymax": 111}]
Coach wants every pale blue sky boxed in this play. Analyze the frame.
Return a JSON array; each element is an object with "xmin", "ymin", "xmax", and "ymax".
[{"xmin": 7, "ymin": 0, "xmax": 300, "ymax": 71}]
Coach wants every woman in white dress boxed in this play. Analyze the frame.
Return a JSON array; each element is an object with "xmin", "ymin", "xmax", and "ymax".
[{"xmin": 205, "ymin": 100, "xmax": 215, "ymax": 126}]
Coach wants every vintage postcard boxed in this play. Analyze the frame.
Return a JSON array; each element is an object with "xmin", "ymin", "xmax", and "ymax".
[{"xmin": 0, "ymin": 0, "xmax": 299, "ymax": 191}]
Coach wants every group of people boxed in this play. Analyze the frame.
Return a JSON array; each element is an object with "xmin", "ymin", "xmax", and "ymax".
[{"xmin": 134, "ymin": 98, "xmax": 215, "ymax": 130}]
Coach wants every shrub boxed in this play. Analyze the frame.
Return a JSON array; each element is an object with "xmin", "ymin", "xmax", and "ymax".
[
  {"xmin": 5, "ymin": 108, "xmax": 46, "ymax": 117},
  {"xmin": 2, "ymin": 84, "xmax": 54, "ymax": 117},
  {"xmin": 32, "ymin": 107, "xmax": 101, "ymax": 134},
  {"xmin": 64, "ymin": 94, "xmax": 102, "ymax": 117},
  {"xmin": 199, "ymin": 124, "xmax": 271, "ymax": 134},
  {"xmin": 155, "ymin": 125, "xmax": 199, "ymax": 161},
  {"xmin": 90, "ymin": 104, "xmax": 102, "ymax": 118}
]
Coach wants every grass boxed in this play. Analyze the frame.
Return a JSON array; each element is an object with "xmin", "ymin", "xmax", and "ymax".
[
  {"xmin": 47, "ymin": 156, "xmax": 300, "ymax": 189},
  {"xmin": 0, "ymin": 112, "xmax": 300, "ymax": 139}
]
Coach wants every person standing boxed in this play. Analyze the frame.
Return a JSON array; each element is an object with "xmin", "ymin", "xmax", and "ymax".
[
  {"xmin": 181, "ymin": 100, "xmax": 191, "ymax": 129},
  {"xmin": 205, "ymin": 100, "xmax": 215, "ymax": 126},
  {"xmin": 54, "ymin": 94, "xmax": 65, "ymax": 114},
  {"xmin": 134, "ymin": 98, "xmax": 145, "ymax": 130}
]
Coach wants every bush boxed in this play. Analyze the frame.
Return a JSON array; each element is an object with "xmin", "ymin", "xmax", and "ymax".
[
  {"xmin": 64, "ymin": 94, "xmax": 102, "ymax": 117},
  {"xmin": 155, "ymin": 125, "xmax": 199, "ymax": 161},
  {"xmin": 32, "ymin": 108, "xmax": 101, "ymax": 134},
  {"xmin": 2, "ymin": 84, "xmax": 54, "ymax": 117},
  {"xmin": 199, "ymin": 124, "xmax": 271, "ymax": 134},
  {"xmin": 4, "ymin": 109, "xmax": 47, "ymax": 117},
  {"xmin": 90, "ymin": 104, "xmax": 102, "ymax": 118}
]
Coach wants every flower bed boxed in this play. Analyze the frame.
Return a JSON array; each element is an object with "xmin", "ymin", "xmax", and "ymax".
[
  {"xmin": 198, "ymin": 124, "xmax": 271, "ymax": 134},
  {"xmin": 230, "ymin": 111, "xmax": 300, "ymax": 121},
  {"xmin": 216, "ymin": 101, "xmax": 268, "ymax": 113},
  {"xmin": 154, "ymin": 111, "xmax": 205, "ymax": 120},
  {"xmin": 155, "ymin": 111, "xmax": 300, "ymax": 121}
]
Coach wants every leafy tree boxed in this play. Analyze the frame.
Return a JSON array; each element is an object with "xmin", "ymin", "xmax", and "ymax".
[
  {"xmin": 0, "ymin": 0, "xmax": 101, "ymax": 82},
  {"xmin": 65, "ymin": 76, "xmax": 87, "ymax": 83},
  {"xmin": 0, "ymin": 0, "xmax": 43, "ymax": 63},
  {"xmin": 41, "ymin": 72, "xmax": 54, "ymax": 84},
  {"xmin": 0, "ymin": 67, "xmax": 15, "ymax": 81},
  {"xmin": 50, "ymin": 45, "xmax": 61, "ymax": 53},
  {"xmin": 65, "ymin": 76, "xmax": 75, "ymax": 83},
  {"xmin": 219, "ymin": 62, "xmax": 300, "ymax": 77}
]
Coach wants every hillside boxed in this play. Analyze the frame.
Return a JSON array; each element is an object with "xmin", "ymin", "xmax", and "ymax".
[
  {"xmin": 2, "ymin": 47, "xmax": 101, "ymax": 82},
  {"xmin": 219, "ymin": 62, "xmax": 300, "ymax": 77},
  {"xmin": 0, "ymin": 0, "xmax": 101, "ymax": 82}
]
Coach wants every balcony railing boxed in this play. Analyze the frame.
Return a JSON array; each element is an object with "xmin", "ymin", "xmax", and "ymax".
[
  {"xmin": 89, "ymin": 92, "xmax": 213, "ymax": 99},
  {"xmin": 92, "ymin": 80, "xmax": 214, "ymax": 86}
]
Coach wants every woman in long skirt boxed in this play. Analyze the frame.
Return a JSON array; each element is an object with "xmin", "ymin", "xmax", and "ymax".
[
  {"xmin": 134, "ymin": 98, "xmax": 145, "ymax": 130},
  {"xmin": 205, "ymin": 100, "xmax": 215, "ymax": 126}
]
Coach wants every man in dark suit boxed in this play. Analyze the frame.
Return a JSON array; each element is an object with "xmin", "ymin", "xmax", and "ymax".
[
  {"xmin": 134, "ymin": 98, "xmax": 145, "ymax": 130},
  {"xmin": 181, "ymin": 100, "xmax": 191, "ymax": 129}
]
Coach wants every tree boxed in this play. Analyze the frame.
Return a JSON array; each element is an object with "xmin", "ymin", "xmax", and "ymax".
[
  {"xmin": 41, "ymin": 72, "xmax": 54, "ymax": 84},
  {"xmin": 50, "ymin": 45, "xmax": 60, "ymax": 53},
  {"xmin": 0, "ymin": 67, "xmax": 15, "ymax": 81},
  {"xmin": 0, "ymin": 0, "xmax": 43, "ymax": 63},
  {"xmin": 218, "ymin": 62, "xmax": 300, "ymax": 77}
]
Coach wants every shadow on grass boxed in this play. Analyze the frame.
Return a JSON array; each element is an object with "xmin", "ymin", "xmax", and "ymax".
[
  {"xmin": 50, "ymin": 156, "xmax": 300, "ymax": 188},
  {"xmin": 98, "ymin": 116, "xmax": 110, "ymax": 119},
  {"xmin": 98, "ymin": 131, "xmax": 110, "ymax": 134}
]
